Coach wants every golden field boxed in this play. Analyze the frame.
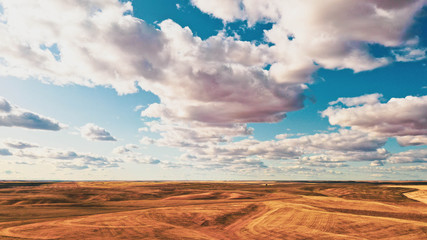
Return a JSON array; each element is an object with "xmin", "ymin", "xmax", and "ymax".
[{"xmin": 0, "ymin": 181, "xmax": 425, "ymax": 239}]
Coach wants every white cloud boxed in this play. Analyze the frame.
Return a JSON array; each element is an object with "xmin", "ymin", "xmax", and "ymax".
[
  {"xmin": 0, "ymin": 0, "xmax": 309, "ymax": 126},
  {"xmin": 395, "ymin": 135, "xmax": 427, "ymax": 146},
  {"xmin": 140, "ymin": 136, "xmax": 155, "ymax": 145},
  {"xmin": 190, "ymin": 0, "xmax": 244, "ymax": 22},
  {"xmin": 299, "ymin": 148, "xmax": 389, "ymax": 167},
  {"xmin": 8, "ymin": 143, "xmax": 120, "ymax": 169},
  {"xmin": 323, "ymin": 95, "xmax": 427, "ymax": 146},
  {"xmin": 142, "ymin": 120, "xmax": 253, "ymax": 148},
  {"xmin": 112, "ymin": 144, "xmax": 138, "ymax": 154},
  {"xmin": 192, "ymin": 0, "xmax": 426, "ymax": 72},
  {"xmin": 80, "ymin": 123, "xmax": 117, "ymax": 141},
  {"xmin": 159, "ymin": 129, "xmax": 388, "ymax": 172},
  {"xmin": 0, "ymin": 0, "xmax": 426, "ymax": 175},
  {"xmin": 138, "ymin": 127, "xmax": 149, "ymax": 132},
  {"xmin": 297, "ymin": 129, "xmax": 387, "ymax": 152},
  {"xmin": 140, "ymin": 19, "xmax": 307, "ymax": 124},
  {"xmin": 1, "ymin": 0, "xmax": 425, "ymax": 132},
  {"xmin": 329, "ymin": 93, "xmax": 383, "ymax": 107},
  {"xmin": 0, "ymin": 0, "xmax": 166, "ymax": 94},
  {"xmin": 387, "ymin": 149, "xmax": 427, "ymax": 164},
  {"xmin": 393, "ymin": 47, "xmax": 427, "ymax": 62},
  {"xmin": 111, "ymin": 144, "xmax": 161, "ymax": 164},
  {"xmin": 3, "ymin": 138, "xmax": 162, "ymax": 169},
  {"xmin": 370, "ymin": 160, "xmax": 384, "ymax": 166},
  {"xmin": 0, "ymin": 96, "xmax": 64, "ymax": 130},
  {"xmin": 124, "ymin": 154, "xmax": 161, "ymax": 165},
  {"xmin": 298, "ymin": 156, "xmax": 348, "ymax": 168}
]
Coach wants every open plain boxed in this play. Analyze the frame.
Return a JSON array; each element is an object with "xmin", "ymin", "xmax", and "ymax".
[{"xmin": 0, "ymin": 181, "xmax": 426, "ymax": 240}]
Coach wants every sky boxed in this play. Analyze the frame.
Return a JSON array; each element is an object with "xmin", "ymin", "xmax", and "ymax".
[{"xmin": 0, "ymin": 0, "xmax": 426, "ymax": 181}]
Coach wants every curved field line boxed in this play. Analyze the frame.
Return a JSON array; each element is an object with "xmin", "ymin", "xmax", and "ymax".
[{"xmin": 1, "ymin": 191, "xmax": 426, "ymax": 240}]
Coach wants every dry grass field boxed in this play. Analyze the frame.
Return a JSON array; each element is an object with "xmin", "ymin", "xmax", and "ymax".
[{"xmin": 0, "ymin": 181, "xmax": 426, "ymax": 239}]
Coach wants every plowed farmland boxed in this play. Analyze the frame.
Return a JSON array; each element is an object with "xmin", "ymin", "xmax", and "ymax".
[{"xmin": 0, "ymin": 181, "xmax": 426, "ymax": 239}]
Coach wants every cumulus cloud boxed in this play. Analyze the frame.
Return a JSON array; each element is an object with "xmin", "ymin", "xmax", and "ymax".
[
  {"xmin": 80, "ymin": 123, "xmax": 117, "ymax": 141},
  {"xmin": 112, "ymin": 144, "xmax": 138, "ymax": 154},
  {"xmin": 323, "ymin": 95, "xmax": 427, "ymax": 146},
  {"xmin": 0, "ymin": 0, "xmax": 167, "ymax": 94},
  {"xmin": 2, "ymin": 0, "xmax": 423, "ymax": 129},
  {"xmin": 137, "ymin": 0, "xmax": 425, "ymax": 168},
  {"xmin": 387, "ymin": 149, "xmax": 427, "ymax": 163},
  {"xmin": 191, "ymin": 0, "xmax": 245, "ymax": 22},
  {"xmin": 141, "ymin": 124, "xmax": 422, "ymax": 174},
  {"xmin": 155, "ymin": 129, "xmax": 389, "ymax": 172},
  {"xmin": 142, "ymin": 120, "xmax": 253, "ymax": 148},
  {"xmin": 298, "ymin": 155, "xmax": 348, "ymax": 168},
  {"xmin": 0, "ymin": 96, "xmax": 63, "ymax": 130},
  {"xmin": 165, "ymin": 128, "xmax": 383, "ymax": 172},
  {"xmin": 297, "ymin": 129, "xmax": 387, "ymax": 152},
  {"xmin": 0, "ymin": 0, "xmax": 310, "ymax": 126},
  {"xmin": 139, "ymin": 19, "xmax": 308, "ymax": 124},
  {"xmin": 1, "ymin": 0, "xmax": 426, "ymax": 174},
  {"xmin": 139, "ymin": 136, "xmax": 155, "ymax": 145},
  {"xmin": 0, "ymin": 0, "xmax": 424, "ymax": 138},
  {"xmin": 299, "ymin": 148, "xmax": 389, "ymax": 168},
  {"xmin": 395, "ymin": 135, "xmax": 427, "ymax": 146},
  {"xmin": 192, "ymin": 0, "xmax": 426, "ymax": 71}
]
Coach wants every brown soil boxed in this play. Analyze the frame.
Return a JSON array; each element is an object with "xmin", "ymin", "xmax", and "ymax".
[{"xmin": 0, "ymin": 181, "xmax": 425, "ymax": 239}]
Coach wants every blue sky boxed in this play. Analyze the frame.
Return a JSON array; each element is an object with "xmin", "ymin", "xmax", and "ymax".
[{"xmin": 0, "ymin": 0, "xmax": 426, "ymax": 180}]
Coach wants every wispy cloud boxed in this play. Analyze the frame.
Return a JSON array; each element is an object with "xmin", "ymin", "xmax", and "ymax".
[
  {"xmin": 329, "ymin": 93, "xmax": 383, "ymax": 107},
  {"xmin": 4, "ymin": 140, "xmax": 120, "ymax": 169},
  {"xmin": 3, "ymin": 139, "xmax": 38, "ymax": 149}
]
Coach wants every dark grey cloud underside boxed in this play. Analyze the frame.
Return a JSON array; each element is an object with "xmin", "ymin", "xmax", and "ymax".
[{"xmin": 0, "ymin": 112, "xmax": 61, "ymax": 131}]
